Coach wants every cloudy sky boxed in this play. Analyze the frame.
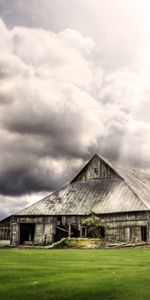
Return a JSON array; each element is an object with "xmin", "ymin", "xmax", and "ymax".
[{"xmin": 0, "ymin": 0, "xmax": 150, "ymax": 219}]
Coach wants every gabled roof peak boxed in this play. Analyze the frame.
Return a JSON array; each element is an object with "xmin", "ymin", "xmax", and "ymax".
[
  {"xmin": 9, "ymin": 153, "xmax": 150, "ymax": 218},
  {"xmin": 71, "ymin": 153, "xmax": 150, "ymax": 210},
  {"xmin": 71, "ymin": 153, "xmax": 121, "ymax": 184}
]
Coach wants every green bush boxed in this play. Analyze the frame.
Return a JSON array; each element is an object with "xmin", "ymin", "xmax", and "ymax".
[{"xmin": 81, "ymin": 217, "xmax": 105, "ymax": 238}]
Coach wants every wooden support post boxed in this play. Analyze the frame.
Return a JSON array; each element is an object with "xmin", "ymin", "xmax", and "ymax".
[
  {"xmin": 80, "ymin": 225, "xmax": 82, "ymax": 238},
  {"xmin": 57, "ymin": 226, "xmax": 68, "ymax": 233},
  {"xmin": 85, "ymin": 226, "xmax": 87, "ymax": 237},
  {"xmin": 29, "ymin": 231, "xmax": 32, "ymax": 241},
  {"xmin": 68, "ymin": 224, "xmax": 71, "ymax": 238}
]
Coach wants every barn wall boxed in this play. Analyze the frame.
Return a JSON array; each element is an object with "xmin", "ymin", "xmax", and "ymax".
[
  {"xmin": 10, "ymin": 220, "xmax": 19, "ymax": 245},
  {"xmin": 10, "ymin": 216, "xmax": 56, "ymax": 245},
  {"xmin": 73, "ymin": 156, "xmax": 119, "ymax": 182},
  {"xmin": 10, "ymin": 215, "xmax": 82, "ymax": 245},
  {"xmin": 0, "ymin": 218, "xmax": 10, "ymax": 241},
  {"xmin": 99, "ymin": 212, "xmax": 149, "ymax": 242},
  {"xmin": 61, "ymin": 212, "xmax": 150, "ymax": 242},
  {"xmin": 10, "ymin": 212, "xmax": 150, "ymax": 245}
]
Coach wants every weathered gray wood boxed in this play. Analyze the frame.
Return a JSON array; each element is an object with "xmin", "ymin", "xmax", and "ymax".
[
  {"xmin": 72, "ymin": 155, "xmax": 118, "ymax": 182},
  {"xmin": 1, "ymin": 154, "xmax": 150, "ymax": 246},
  {"xmin": 57, "ymin": 226, "xmax": 68, "ymax": 233},
  {"xmin": 7, "ymin": 211, "xmax": 150, "ymax": 245},
  {"xmin": 68, "ymin": 224, "xmax": 71, "ymax": 238}
]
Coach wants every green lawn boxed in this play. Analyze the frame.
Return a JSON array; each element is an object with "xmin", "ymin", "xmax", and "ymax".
[{"xmin": 0, "ymin": 248, "xmax": 150, "ymax": 300}]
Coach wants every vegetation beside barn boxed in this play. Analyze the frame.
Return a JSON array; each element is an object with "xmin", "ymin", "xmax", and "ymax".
[{"xmin": 1, "ymin": 154, "xmax": 150, "ymax": 246}]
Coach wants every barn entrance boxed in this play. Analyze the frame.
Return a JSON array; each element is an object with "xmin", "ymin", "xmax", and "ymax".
[
  {"xmin": 141, "ymin": 226, "xmax": 147, "ymax": 241},
  {"xmin": 99, "ymin": 226, "xmax": 105, "ymax": 238},
  {"xmin": 20, "ymin": 223, "xmax": 35, "ymax": 245},
  {"xmin": 71, "ymin": 225, "xmax": 80, "ymax": 237},
  {"xmin": 54, "ymin": 224, "xmax": 80, "ymax": 242},
  {"xmin": 54, "ymin": 226, "xmax": 68, "ymax": 242}
]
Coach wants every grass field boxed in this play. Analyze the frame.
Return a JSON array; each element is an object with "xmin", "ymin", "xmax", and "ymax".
[{"xmin": 0, "ymin": 248, "xmax": 150, "ymax": 300}]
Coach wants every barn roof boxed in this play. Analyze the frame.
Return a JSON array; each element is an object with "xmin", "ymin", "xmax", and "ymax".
[
  {"xmin": 15, "ymin": 154, "xmax": 150, "ymax": 216},
  {"xmin": 101, "ymin": 156, "xmax": 150, "ymax": 210}
]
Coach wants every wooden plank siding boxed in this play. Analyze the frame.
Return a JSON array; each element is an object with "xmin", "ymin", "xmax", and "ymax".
[
  {"xmin": 0, "ymin": 217, "xmax": 10, "ymax": 240},
  {"xmin": 1, "ymin": 154, "xmax": 150, "ymax": 246},
  {"xmin": 71, "ymin": 155, "xmax": 119, "ymax": 182},
  {"xmin": 9, "ymin": 212, "xmax": 150, "ymax": 245}
]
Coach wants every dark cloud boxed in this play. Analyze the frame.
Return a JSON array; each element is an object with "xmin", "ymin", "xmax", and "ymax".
[
  {"xmin": 0, "ymin": 16, "xmax": 150, "ymax": 220},
  {"xmin": 0, "ymin": 19, "xmax": 101, "ymax": 209},
  {"xmin": 0, "ymin": 160, "xmax": 63, "ymax": 196}
]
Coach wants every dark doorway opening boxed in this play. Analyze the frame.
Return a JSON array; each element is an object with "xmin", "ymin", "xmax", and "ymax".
[
  {"xmin": 54, "ymin": 226, "xmax": 68, "ymax": 242},
  {"xmin": 20, "ymin": 223, "xmax": 35, "ymax": 245},
  {"xmin": 71, "ymin": 225, "xmax": 80, "ymax": 238},
  {"xmin": 87, "ymin": 227, "xmax": 95, "ymax": 238},
  {"xmin": 58, "ymin": 216, "xmax": 63, "ymax": 225},
  {"xmin": 141, "ymin": 226, "xmax": 147, "ymax": 241},
  {"xmin": 99, "ymin": 226, "xmax": 105, "ymax": 238},
  {"xmin": 54, "ymin": 224, "xmax": 80, "ymax": 242}
]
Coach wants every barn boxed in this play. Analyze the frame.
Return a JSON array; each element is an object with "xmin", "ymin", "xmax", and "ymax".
[{"xmin": 1, "ymin": 154, "xmax": 150, "ymax": 246}]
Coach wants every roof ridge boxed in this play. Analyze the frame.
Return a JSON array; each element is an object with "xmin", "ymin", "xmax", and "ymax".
[{"xmin": 98, "ymin": 154, "xmax": 150, "ymax": 178}]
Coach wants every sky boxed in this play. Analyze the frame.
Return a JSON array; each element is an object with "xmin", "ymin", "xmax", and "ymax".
[{"xmin": 1, "ymin": 0, "xmax": 150, "ymax": 219}]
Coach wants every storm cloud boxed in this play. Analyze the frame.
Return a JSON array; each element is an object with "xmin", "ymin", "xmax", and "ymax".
[{"xmin": 0, "ymin": 1, "xmax": 150, "ymax": 219}]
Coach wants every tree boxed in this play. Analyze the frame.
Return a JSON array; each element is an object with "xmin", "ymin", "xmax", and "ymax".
[{"xmin": 81, "ymin": 217, "xmax": 105, "ymax": 238}]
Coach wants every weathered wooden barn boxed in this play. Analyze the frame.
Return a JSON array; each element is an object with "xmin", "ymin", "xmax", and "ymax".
[{"xmin": 1, "ymin": 154, "xmax": 150, "ymax": 245}]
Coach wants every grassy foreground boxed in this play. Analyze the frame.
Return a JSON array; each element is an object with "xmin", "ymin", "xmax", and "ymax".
[{"xmin": 0, "ymin": 248, "xmax": 150, "ymax": 300}]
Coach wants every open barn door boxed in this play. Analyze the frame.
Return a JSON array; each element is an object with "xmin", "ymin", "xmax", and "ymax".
[
  {"xmin": 54, "ymin": 224, "xmax": 80, "ymax": 242},
  {"xmin": 54, "ymin": 226, "xmax": 68, "ymax": 242},
  {"xmin": 20, "ymin": 223, "xmax": 35, "ymax": 245},
  {"xmin": 141, "ymin": 226, "xmax": 147, "ymax": 241}
]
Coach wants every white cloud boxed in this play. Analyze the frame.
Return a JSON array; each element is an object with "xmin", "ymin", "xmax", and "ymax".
[{"xmin": 0, "ymin": 16, "xmax": 150, "ymax": 219}]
